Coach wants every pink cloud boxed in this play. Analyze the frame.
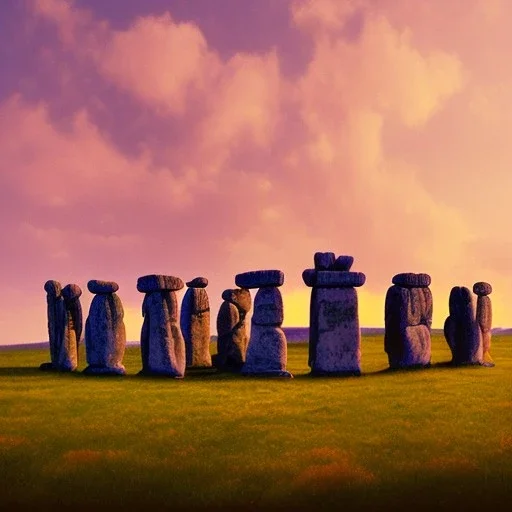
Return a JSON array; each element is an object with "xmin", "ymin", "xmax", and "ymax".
[{"xmin": 2, "ymin": 0, "xmax": 511, "ymax": 346}]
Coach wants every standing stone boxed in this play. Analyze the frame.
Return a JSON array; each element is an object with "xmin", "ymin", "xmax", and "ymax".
[
  {"xmin": 304, "ymin": 253, "xmax": 366, "ymax": 376},
  {"xmin": 180, "ymin": 277, "xmax": 212, "ymax": 368},
  {"xmin": 214, "ymin": 288, "xmax": 251, "ymax": 371},
  {"xmin": 237, "ymin": 270, "xmax": 292, "ymax": 378},
  {"xmin": 138, "ymin": 274, "xmax": 186, "ymax": 378},
  {"xmin": 40, "ymin": 280, "xmax": 65, "ymax": 371},
  {"xmin": 444, "ymin": 283, "xmax": 492, "ymax": 366},
  {"xmin": 384, "ymin": 273, "xmax": 432, "ymax": 369},
  {"xmin": 474, "ymin": 282, "xmax": 494, "ymax": 367},
  {"xmin": 83, "ymin": 280, "xmax": 126, "ymax": 376},
  {"xmin": 57, "ymin": 284, "xmax": 83, "ymax": 371}
]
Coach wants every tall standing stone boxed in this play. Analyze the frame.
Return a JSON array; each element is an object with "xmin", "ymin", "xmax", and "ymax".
[
  {"xmin": 83, "ymin": 280, "xmax": 126, "ymax": 376},
  {"xmin": 444, "ymin": 283, "xmax": 490, "ymax": 366},
  {"xmin": 57, "ymin": 284, "xmax": 83, "ymax": 371},
  {"xmin": 180, "ymin": 277, "xmax": 212, "ymax": 368},
  {"xmin": 138, "ymin": 274, "xmax": 186, "ymax": 378},
  {"xmin": 214, "ymin": 288, "xmax": 251, "ymax": 371},
  {"xmin": 236, "ymin": 270, "xmax": 292, "ymax": 378},
  {"xmin": 303, "ymin": 253, "xmax": 366, "ymax": 376},
  {"xmin": 40, "ymin": 280, "xmax": 65, "ymax": 371},
  {"xmin": 474, "ymin": 282, "xmax": 494, "ymax": 367},
  {"xmin": 384, "ymin": 273, "xmax": 432, "ymax": 369}
]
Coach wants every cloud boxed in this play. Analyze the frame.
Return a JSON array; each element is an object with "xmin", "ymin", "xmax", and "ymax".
[{"xmin": 2, "ymin": 0, "xmax": 510, "ymax": 348}]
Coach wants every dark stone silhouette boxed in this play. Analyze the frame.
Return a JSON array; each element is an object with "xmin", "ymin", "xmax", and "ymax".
[
  {"xmin": 385, "ymin": 273, "xmax": 432, "ymax": 369},
  {"xmin": 304, "ymin": 252, "xmax": 365, "ymax": 376},
  {"xmin": 84, "ymin": 280, "xmax": 126, "ymax": 376},
  {"xmin": 138, "ymin": 274, "xmax": 186, "ymax": 377}
]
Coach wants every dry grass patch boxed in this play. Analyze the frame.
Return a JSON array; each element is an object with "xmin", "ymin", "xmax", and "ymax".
[
  {"xmin": 0, "ymin": 435, "xmax": 27, "ymax": 448},
  {"xmin": 294, "ymin": 449, "xmax": 375, "ymax": 491}
]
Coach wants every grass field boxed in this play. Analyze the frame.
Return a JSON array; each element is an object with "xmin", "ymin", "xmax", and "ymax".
[{"xmin": 0, "ymin": 334, "xmax": 511, "ymax": 511}]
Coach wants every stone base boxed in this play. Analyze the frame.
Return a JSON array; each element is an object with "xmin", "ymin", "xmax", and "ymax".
[
  {"xmin": 39, "ymin": 362, "xmax": 76, "ymax": 372},
  {"xmin": 83, "ymin": 365, "xmax": 126, "ymax": 376},
  {"xmin": 211, "ymin": 354, "xmax": 244, "ymax": 372},
  {"xmin": 186, "ymin": 363, "xmax": 213, "ymax": 370},
  {"xmin": 241, "ymin": 370, "xmax": 293, "ymax": 378}
]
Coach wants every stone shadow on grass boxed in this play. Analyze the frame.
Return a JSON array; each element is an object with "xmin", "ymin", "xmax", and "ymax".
[{"xmin": 0, "ymin": 367, "xmax": 52, "ymax": 377}]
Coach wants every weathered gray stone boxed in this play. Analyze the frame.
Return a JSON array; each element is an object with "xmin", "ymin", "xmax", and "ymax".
[
  {"xmin": 87, "ymin": 280, "xmax": 119, "ymax": 294},
  {"xmin": 476, "ymin": 294, "xmax": 494, "ymax": 367},
  {"xmin": 302, "ymin": 269, "xmax": 316, "ymax": 287},
  {"xmin": 309, "ymin": 287, "xmax": 361, "ymax": 375},
  {"xmin": 384, "ymin": 282, "xmax": 432, "ymax": 368},
  {"xmin": 40, "ymin": 280, "xmax": 66, "ymax": 372},
  {"xmin": 137, "ymin": 274, "xmax": 184, "ymax": 293},
  {"xmin": 333, "ymin": 255, "xmax": 354, "ymax": 271},
  {"xmin": 186, "ymin": 277, "xmax": 208, "ymax": 288},
  {"xmin": 314, "ymin": 252, "xmax": 336, "ymax": 270},
  {"xmin": 84, "ymin": 288, "xmax": 126, "ymax": 376},
  {"xmin": 251, "ymin": 287, "xmax": 283, "ymax": 326},
  {"xmin": 242, "ymin": 325, "xmax": 292, "ymax": 377},
  {"xmin": 180, "ymin": 287, "xmax": 212, "ymax": 368},
  {"xmin": 473, "ymin": 282, "xmax": 492, "ymax": 296},
  {"xmin": 57, "ymin": 283, "xmax": 83, "ymax": 371},
  {"xmin": 214, "ymin": 288, "xmax": 251, "ymax": 371},
  {"xmin": 392, "ymin": 273, "xmax": 431, "ymax": 288},
  {"xmin": 221, "ymin": 288, "xmax": 252, "ymax": 313},
  {"xmin": 443, "ymin": 286, "xmax": 482, "ymax": 365},
  {"xmin": 139, "ymin": 288, "xmax": 186, "ymax": 377},
  {"xmin": 303, "ymin": 270, "xmax": 366, "ymax": 288},
  {"xmin": 235, "ymin": 270, "xmax": 284, "ymax": 289},
  {"xmin": 242, "ymin": 287, "xmax": 292, "ymax": 377}
]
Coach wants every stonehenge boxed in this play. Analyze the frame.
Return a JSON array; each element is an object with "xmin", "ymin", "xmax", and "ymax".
[
  {"xmin": 83, "ymin": 280, "xmax": 126, "ymax": 376},
  {"xmin": 236, "ymin": 270, "xmax": 292, "ymax": 378},
  {"xmin": 40, "ymin": 280, "xmax": 82, "ymax": 372},
  {"xmin": 180, "ymin": 277, "xmax": 212, "ymax": 369},
  {"xmin": 444, "ymin": 282, "xmax": 494, "ymax": 366},
  {"xmin": 138, "ymin": 274, "xmax": 186, "ymax": 378},
  {"xmin": 303, "ymin": 253, "xmax": 365, "ymax": 376},
  {"xmin": 214, "ymin": 287, "xmax": 252, "ymax": 371},
  {"xmin": 39, "ymin": 267, "xmax": 498, "ymax": 377},
  {"xmin": 384, "ymin": 273, "xmax": 433, "ymax": 369}
]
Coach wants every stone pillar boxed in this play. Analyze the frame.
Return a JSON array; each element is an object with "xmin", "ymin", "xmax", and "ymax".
[
  {"xmin": 40, "ymin": 280, "xmax": 66, "ymax": 371},
  {"xmin": 137, "ymin": 274, "xmax": 186, "ymax": 378},
  {"xmin": 236, "ymin": 270, "xmax": 292, "ymax": 378},
  {"xmin": 57, "ymin": 284, "xmax": 83, "ymax": 371},
  {"xmin": 84, "ymin": 280, "xmax": 126, "ymax": 375},
  {"xmin": 474, "ymin": 282, "xmax": 494, "ymax": 367},
  {"xmin": 214, "ymin": 288, "xmax": 251, "ymax": 372},
  {"xmin": 180, "ymin": 277, "xmax": 212, "ymax": 368},
  {"xmin": 303, "ymin": 253, "xmax": 365, "ymax": 376},
  {"xmin": 444, "ymin": 285, "xmax": 484, "ymax": 365},
  {"xmin": 384, "ymin": 273, "xmax": 432, "ymax": 369}
]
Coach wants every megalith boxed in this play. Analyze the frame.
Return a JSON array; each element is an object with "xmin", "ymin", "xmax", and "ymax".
[
  {"xmin": 214, "ymin": 287, "xmax": 252, "ymax": 371},
  {"xmin": 236, "ymin": 270, "xmax": 292, "ymax": 378},
  {"xmin": 303, "ymin": 253, "xmax": 366, "ymax": 376},
  {"xmin": 180, "ymin": 277, "xmax": 212, "ymax": 368},
  {"xmin": 40, "ymin": 280, "xmax": 65, "ymax": 371},
  {"xmin": 474, "ymin": 282, "xmax": 494, "ymax": 367},
  {"xmin": 444, "ymin": 283, "xmax": 491, "ymax": 366},
  {"xmin": 83, "ymin": 280, "xmax": 126, "ymax": 375},
  {"xmin": 138, "ymin": 274, "xmax": 186, "ymax": 378},
  {"xmin": 384, "ymin": 273, "xmax": 432, "ymax": 369}
]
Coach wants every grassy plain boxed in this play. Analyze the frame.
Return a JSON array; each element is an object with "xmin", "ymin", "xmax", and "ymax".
[{"xmin": 0, "ymin": 334, "xmax": 511, "ymax": 511}]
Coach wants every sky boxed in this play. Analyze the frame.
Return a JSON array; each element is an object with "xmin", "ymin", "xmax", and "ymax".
[{"xmin": 1, "ymin": 0, "xmax": 512, "ymax": 344}]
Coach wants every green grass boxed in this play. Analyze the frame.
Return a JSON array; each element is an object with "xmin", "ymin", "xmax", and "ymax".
[{"xmin": 1, "ymin": 335, "xmax": 511, "ymax": 511}]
